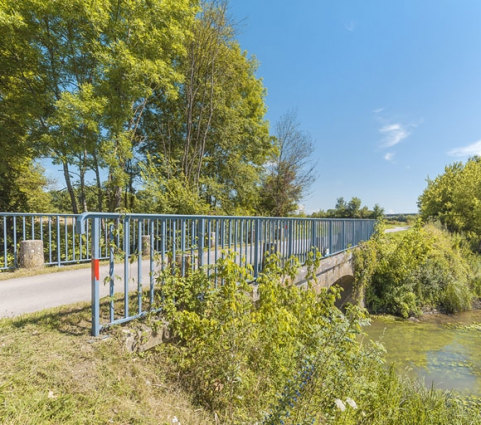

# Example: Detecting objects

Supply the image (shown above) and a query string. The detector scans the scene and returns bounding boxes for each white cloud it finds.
[448,140,481,157]
[372,108,384,114]
[384,152,395,161]
[379,123,410,147]
[344,20,356,32]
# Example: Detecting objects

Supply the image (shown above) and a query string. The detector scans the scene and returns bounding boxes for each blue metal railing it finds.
[74,213,376,336]
[0,212,376,335]
[0,213,100,270]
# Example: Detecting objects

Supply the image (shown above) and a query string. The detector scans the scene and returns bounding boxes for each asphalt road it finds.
[0,260,156,318]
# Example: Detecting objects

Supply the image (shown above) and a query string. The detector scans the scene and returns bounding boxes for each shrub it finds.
[146,249,481,424]
[354,221,477,316]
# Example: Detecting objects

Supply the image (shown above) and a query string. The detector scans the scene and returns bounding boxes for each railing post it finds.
[91,217,101,337]
[342,220,346,250]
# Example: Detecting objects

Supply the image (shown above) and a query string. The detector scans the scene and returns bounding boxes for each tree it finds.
[140,0,272,214]
[371,203,385,219]
[418,157,481,244]
[312,197,384,219]
[0,0,198,213]
[259,110,315,217]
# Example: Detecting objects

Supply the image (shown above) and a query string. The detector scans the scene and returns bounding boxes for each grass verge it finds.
[0,302,213,425]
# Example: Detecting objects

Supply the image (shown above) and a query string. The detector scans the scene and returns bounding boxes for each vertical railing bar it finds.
[239,219,243,267]
[40,216,43,249]
[234,219,238,264]
[172,220,176,274]
[198,218,205,270]
[64,218,68,264]
[13,216,17,268]
[91,217,101,337]
[86,219,90,259]
[149,220,154,306]
[215,220,219,276]
[191,220,196,272]
[48,217,52,264]
[254,218,260,278]
[161,219,166,273]
[3,217,6,268]
[72,216,76,261]
[206,220,211,276]
[137,219,142,314]
[109,223,115,323]
[123,216,130,319]
[56,215,61,266]
[181,219,186,276]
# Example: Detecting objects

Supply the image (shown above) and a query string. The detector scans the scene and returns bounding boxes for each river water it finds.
[365,310,481,398]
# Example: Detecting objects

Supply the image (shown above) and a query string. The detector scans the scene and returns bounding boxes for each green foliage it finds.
[0,0,198,213]
[312,197,384,219]
[418,156,481,248]
[150,252,481,423]
[355,221,477,317]
[0,161,52,213]
[136,157,210,215]
[140,0,272,215]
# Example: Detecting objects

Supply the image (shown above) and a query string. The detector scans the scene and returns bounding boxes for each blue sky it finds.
[229,0,481,213]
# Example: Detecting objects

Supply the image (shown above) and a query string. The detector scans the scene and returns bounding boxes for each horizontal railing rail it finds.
[74,212,376,336]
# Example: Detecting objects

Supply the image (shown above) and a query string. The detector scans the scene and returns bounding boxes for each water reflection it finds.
[365,310,481,396]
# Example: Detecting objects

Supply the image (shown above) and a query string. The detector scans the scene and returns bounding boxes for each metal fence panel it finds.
[0,212,376,335]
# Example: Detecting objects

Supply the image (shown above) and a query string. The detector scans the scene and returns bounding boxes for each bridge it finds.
[0,212,376,335]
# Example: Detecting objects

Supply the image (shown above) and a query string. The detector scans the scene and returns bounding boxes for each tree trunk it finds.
[62,160,78,214]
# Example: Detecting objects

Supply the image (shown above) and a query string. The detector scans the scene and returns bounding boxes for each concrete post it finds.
[19,240,44,269]
[141,235,150,257]
[209,232,216,248]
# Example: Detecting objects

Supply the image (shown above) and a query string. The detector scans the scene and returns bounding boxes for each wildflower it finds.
[346,397,357,409]
[172,416,180,424]
[334,399,346,412]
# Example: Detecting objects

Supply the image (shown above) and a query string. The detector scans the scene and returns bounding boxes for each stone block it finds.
[19,240,44,269]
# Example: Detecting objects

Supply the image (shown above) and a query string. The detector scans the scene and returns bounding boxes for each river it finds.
[365,310,481,398]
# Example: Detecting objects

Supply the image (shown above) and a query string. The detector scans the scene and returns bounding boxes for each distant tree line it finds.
[311,197,384,219]
[0,0,314,217]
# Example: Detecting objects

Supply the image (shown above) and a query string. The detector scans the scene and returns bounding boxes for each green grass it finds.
[0,303,213,425]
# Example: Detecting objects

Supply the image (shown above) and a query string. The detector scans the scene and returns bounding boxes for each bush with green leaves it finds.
[354,221,479,317]
[147,251,481,424]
